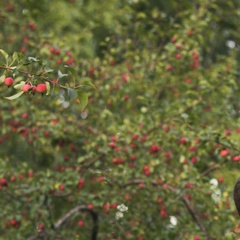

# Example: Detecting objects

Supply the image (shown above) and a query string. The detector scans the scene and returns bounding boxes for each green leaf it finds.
[67,88,78,102]
[58,70,68,79]
[0,49,8,60]
[14,81,25,90]
[46,82,50,95]
[77,90,88,111]
[53,84,60,95]
[4,91,24,100]
[0,75,5,84]
[64,65,77,79]
[81,79,97,89]
[28,57,39,62]
[44,67,54,73]
[23,57,41,66]
[11,52,24,63]
[12,52,19,62]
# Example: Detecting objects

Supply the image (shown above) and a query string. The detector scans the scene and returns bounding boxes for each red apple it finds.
[218,177,224,183]
[36,83,47,93]
[0,178,8,187]
[4,77,14,86]
[22,84,32,92]
[59,184,65,191]
[77,220,84,227]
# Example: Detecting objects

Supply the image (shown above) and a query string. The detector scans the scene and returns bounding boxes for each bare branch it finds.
[182,197,211,240]
[27,205,98,240]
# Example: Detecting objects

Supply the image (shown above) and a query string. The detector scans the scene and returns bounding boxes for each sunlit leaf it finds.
[58,70,68,79]
[14,81,25,90]
[0,75,5,84]
[4,91,24,100]
[46,82,51,95]
[0,49,8,60]
[80,79,97,89]
[77,90,88,111]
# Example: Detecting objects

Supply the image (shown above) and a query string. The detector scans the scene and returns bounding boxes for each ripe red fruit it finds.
[88,204,94,209]
[77,220,84,227]
[37,223,45,231]
[59,184,65,191]
[218,177,224,183]
[22,84,32,92]
[193,236,200,240]
[19,174,25,180]
[0,178,8,187]
[108,142,115,148]
[21,113,28,118]
[149,144,161,154]
[110,203,117,208]
[132,134,138,140]
[160,210,168,218]
[130,155,136,161]
[36,84,47,93]
[220,149,230,157]
[28,22,36,31]
[143,165,149,171]
[185,183,194,189]
[233,156,240,162]
[98,176,104,182]
[191,157,198,164]
[6,4,15,12]
[4,77,14,86]
[180,137,187,144]
[176,54,182,59]
[65,57,74,65]
[10,219,20,228]
[166,65,173,71]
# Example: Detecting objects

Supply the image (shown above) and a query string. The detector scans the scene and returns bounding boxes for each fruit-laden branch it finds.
[0,65,67,89]
[119,179,211,240]
[27,205,98,240]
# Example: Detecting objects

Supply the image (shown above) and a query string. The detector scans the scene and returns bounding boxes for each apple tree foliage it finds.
[1,0,240,239]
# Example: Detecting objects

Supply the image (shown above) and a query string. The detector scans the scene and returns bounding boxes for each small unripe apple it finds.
[36,84,47,93]
[4,77,14,86]
[22,84,32,92]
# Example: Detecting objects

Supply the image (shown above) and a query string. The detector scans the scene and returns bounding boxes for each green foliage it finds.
[0,0,240,239]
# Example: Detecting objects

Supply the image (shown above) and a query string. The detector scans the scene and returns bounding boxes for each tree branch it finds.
[27,205,98,240]
[182,196,211,240]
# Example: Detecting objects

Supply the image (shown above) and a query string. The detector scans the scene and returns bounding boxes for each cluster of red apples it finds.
[4,77,47,94]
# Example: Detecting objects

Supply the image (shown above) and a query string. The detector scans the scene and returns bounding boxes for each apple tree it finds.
[0,0,240,239]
